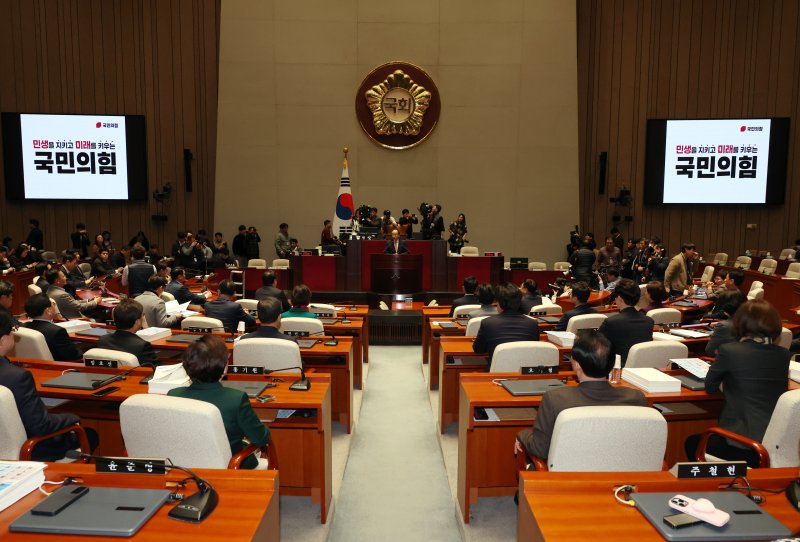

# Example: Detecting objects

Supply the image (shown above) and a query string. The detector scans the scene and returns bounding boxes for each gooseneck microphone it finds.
[263,366,311,391]
[64,451,218,523]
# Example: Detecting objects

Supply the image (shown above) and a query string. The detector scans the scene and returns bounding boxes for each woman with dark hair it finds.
[168,335,270,469]
[639,281,667,314]
[448,213,468,254]
[128,231,150,252]
[685,299,790,467]
[101,230,114,253]
[10,243,35,269]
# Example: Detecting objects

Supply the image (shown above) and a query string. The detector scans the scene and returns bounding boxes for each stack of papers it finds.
[544,331,575,347]
[0,461,47,513]
[148,363,190,394]
[669,328,710,339]
[164,300,200,318]
[652,332,685,342]
[136,327,172,342]
[790,361,800,383]
[54,320,91,332]
[621,367,681,393]
[670,358,710,379]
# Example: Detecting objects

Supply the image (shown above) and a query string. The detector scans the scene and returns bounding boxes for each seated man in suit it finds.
[122,244,156,298]
[60,253,91,295]
[0,280,21,327]
[705,289,747,356]
[204,279,256,332]
[23,294,82,362]
[92,248,118,277]
[46,269,100,320]
[0,310,99,460]
[97,298,159,366]
[135,276,182,328]
[472,283,539,361]
[519,278,544,315]
[554,281,597,331]
[450,275,478,316]
[165,267,207,307]
[281,284,319,319]
[598,278,654,364]
[468,283,498,318]
[383,229,409,254]
[241,297,295,342]
[515,329,647,463]
[254,271,291,313]
[168,335,270,469]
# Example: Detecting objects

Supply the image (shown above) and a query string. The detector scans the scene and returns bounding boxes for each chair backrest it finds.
[747,287,764,301]
[460,246,479,256]
[699,265,714,283]
[233,338,302,373]
[120,394,233,469]
[528,304,561,316]
[160,291,175,302]
[761,389,800,467]
[279,317,324,335]
[734,255,752,269]
[40,251,57,262]
[758,259,777,275]
[779,248,796,260]
[427,299,438,306]
[248,259,267,269]
[84,348,140,367]
[271,259,290,269]
[625,341,689,369]
[309,303,336,315]
[0,385,27,460]
[236,298,259,311]
[528,261,547,271]
[553,261,571,271]
[489,341,559,372]
[12,327,53,361]
[646,308,682,325]
[503,261,510,270]
[27,283,42,296]
[713,252,728,265]
[546,406,667,471]
[566,313,608,333]
[777,327,793,349]
[786,263,800,279]
[78,262,92,277]
[453,304,481,318]
[749,280,764,293]
[181,316,224,331]
[465,316,489,337]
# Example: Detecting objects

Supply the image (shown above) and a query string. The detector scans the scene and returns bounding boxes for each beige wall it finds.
[215,0,579,265]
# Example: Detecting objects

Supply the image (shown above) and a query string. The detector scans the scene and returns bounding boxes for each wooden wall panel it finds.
[0,0,220,254]
[578,0,800,256]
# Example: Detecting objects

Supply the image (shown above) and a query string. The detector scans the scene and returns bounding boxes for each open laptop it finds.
[42,372,122,390]
[510,257,529,270]
[634,491,790,540]
[221,380,269,398]
[500,379,565,396]
[10,486,170,537]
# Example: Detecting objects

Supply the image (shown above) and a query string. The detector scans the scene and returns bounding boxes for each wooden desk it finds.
[555,290,611,310]
[334,304,370,365]
[421,305,452,365]
[447,255,504,290]
[322,317,365,389]
[457,373,724,523]
[518,469,800,541]
[0,463,279,541]
[2,268,36,314]
[18,359,334,523]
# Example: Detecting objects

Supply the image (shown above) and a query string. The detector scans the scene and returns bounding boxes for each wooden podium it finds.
[370,254,422,294]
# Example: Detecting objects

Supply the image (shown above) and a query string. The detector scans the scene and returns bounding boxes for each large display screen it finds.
[643,118,790,204]
[2,112,147,201]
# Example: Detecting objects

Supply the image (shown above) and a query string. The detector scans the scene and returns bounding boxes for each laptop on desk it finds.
[500,379,565,396]
[42,372,122,390]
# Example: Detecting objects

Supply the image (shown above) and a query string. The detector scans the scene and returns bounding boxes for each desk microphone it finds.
[64,451,218,523]
[264,366,310,391]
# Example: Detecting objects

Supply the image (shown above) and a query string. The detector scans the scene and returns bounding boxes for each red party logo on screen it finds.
[96,122,102,128]
[740,126,746,132]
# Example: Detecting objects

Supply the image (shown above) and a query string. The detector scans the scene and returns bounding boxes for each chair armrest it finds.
[228,441,279,470]
[693,426,770,467]
[515,439,548,472]
[20,423,90,461]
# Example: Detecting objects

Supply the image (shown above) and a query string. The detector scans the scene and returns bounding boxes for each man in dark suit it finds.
[204,280,256,333]
[450,275,478,316]
[165,267,207,307]
[473,283,539,361]
[598,278,654,364]
[516,329,647,461]
[60,253,90,294]
[97,298,159,366]
[241,297,296,342]
[0,280,21,327]
[23,294,82,362]
[554,281,598,331]
[383,229,409,254]
[25,218,44,251]
[122,244,156,297]
[254,271,291,313]
[0,310,98,460]
[519,278,544,315]
[70,223,90,258]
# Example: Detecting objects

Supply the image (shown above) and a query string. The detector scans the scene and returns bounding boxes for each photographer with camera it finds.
[421,203,444,240]
[397,209,418,237]
[380,210,398,238]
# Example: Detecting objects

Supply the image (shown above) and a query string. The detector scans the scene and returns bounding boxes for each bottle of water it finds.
[609,355,622,384]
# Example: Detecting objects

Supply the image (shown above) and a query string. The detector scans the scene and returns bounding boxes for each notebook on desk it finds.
[75,327,110,337]
[165,335,205,344]
[500,379,565,396]
[634,491,790,540]
[10,486,170,537]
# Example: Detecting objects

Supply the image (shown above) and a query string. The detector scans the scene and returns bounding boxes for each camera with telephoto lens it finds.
[419,202,433,217]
